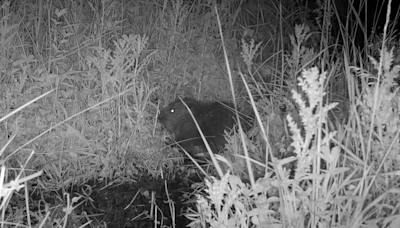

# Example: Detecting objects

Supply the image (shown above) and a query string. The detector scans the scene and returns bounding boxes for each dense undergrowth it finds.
[0,0,400,227]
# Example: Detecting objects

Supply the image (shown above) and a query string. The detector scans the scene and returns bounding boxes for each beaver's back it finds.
[158,98,241,156]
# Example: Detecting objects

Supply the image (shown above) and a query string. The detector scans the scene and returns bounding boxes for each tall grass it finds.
[0,0,400,227]
[186,0,400,228]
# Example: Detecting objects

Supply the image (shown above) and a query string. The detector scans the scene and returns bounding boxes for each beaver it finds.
[158,98,249,156]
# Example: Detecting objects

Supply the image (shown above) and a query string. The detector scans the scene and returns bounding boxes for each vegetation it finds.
[0,0,399,227]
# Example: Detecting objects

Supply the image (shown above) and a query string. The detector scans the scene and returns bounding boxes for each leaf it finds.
[55,8,67,17]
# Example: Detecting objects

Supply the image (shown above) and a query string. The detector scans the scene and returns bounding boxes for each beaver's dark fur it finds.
[158,98,248,156]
